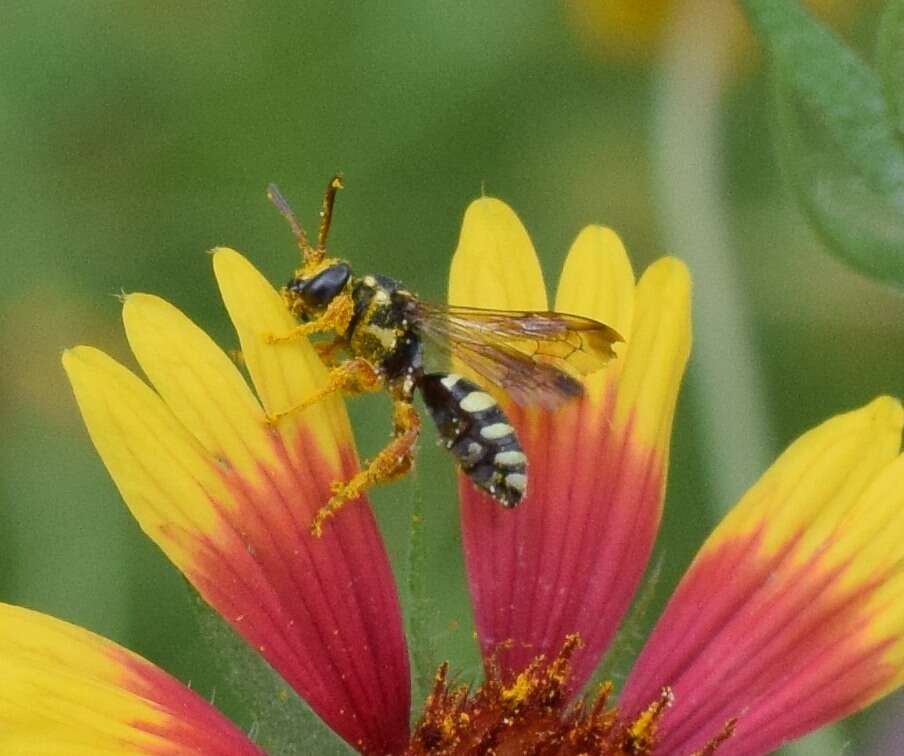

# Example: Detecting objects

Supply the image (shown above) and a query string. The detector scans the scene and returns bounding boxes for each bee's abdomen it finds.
[419,372,526,507]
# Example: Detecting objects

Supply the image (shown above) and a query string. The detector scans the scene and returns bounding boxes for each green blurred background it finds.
[2,2,902,753]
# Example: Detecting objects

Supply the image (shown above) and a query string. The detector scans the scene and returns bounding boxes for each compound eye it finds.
[289,263,351,308]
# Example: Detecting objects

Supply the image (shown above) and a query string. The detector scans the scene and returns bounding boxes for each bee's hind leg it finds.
[311,399,421,536]
[266,358,381,424]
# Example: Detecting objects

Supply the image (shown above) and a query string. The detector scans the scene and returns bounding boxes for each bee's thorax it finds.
[347,273,424,395]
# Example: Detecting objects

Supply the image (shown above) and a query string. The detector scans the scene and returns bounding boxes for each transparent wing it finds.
[412,302,623,409]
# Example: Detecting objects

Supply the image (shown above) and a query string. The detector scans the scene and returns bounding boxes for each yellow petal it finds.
[0,603,260,753]
[555,225,636,345]
[698,396,904,699]
[845,451,904,693]
[747,398,904,696]
[123,293,278,485]
[212,247,352,470]
[449,198,547,310]
[624,398,904,748]
[0,605,148,747]
[712,397,903,558]
[62,346,228,568]
[613,257,691,452]
[842,453,904,579]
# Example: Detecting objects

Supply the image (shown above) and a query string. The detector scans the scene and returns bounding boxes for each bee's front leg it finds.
[311,400,420,536]
[267,293,355,344]
[266,357,382,425]
[266,319,328,343]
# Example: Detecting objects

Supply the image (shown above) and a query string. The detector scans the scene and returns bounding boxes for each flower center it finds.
[407,635,735,755]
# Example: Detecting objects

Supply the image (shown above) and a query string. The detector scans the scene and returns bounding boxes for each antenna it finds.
[267,183,319,262]
[318,173,344,250]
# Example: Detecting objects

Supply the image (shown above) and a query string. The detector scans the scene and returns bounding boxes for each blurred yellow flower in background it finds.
[569,0,870,67]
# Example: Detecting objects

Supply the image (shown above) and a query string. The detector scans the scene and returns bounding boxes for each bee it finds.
[266,177,623,535]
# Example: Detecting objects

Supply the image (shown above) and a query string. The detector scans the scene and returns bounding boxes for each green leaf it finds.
[878,0,904,135]
[772,77,904,285]
[406,479,439,710]
[740,0,904,287]
[191,590,353,756]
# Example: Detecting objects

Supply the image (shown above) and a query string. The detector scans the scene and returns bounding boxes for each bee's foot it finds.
[310,487,349,537]
[309,479,370,536]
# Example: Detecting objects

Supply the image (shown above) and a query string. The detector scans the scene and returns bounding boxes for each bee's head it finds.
[283,260,352,321]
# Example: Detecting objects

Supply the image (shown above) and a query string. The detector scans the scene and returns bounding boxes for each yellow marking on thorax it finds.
[363,324,398,350]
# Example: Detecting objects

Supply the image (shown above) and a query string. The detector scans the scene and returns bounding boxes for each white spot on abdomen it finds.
[494,450,526,467]
[441,373,462,390]
[505,473,527,493]
[460,391,496,413]
[480,422,514,440]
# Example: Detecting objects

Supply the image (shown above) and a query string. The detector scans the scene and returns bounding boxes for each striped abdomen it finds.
[419,372,526,506]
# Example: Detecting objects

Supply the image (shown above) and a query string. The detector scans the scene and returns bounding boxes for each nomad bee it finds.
[266,177,622,534]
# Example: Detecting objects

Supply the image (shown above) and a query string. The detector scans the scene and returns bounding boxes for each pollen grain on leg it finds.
[311,399,420,535]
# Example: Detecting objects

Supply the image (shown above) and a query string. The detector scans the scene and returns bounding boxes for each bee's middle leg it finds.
[267,358,382,424]
[311,399,420,535]
[313,336,344,366]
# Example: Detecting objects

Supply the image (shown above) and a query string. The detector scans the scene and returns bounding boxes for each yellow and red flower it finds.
[0,603,264,754]
[56,249,410,753]
[620,397,904,753]
[451,198,688,693]
[0,197,901,754]
[448,199,904,754]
